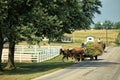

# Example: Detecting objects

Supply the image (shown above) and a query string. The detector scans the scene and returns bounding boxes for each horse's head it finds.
[60,48,63,55]
[60,48,70,55]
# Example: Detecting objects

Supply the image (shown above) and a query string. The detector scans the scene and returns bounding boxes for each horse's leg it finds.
[70,54,75,62]
[82,55,85,61]
[74,56,78,63]
[72,55,77,63]
[66,56,69,61]
[72,56,75,62]
[74,55,80,63]
[79,54,82,62]
[62,56,66,62]
[74,54,79,63]
[77,57,80,62]
[76,54,80,62]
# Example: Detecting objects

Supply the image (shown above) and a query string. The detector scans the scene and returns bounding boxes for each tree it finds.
[94,22,103,29]
[114,21,120,29]
[0,27,4,71]
[0,0,8,71]
[103,20,113,29]
[82,0,102,27]
[38,0,102,40]
[31,0,87,42]
[4,0,36,69]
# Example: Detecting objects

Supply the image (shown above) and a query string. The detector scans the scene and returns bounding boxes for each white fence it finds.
[2,45,62,63]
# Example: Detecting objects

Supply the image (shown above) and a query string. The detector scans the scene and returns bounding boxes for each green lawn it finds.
[0,55,74,80]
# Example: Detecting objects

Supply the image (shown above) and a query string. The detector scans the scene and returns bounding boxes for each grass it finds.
[1,30,119,80]
[65,29,120,43]
[0,55,74,80]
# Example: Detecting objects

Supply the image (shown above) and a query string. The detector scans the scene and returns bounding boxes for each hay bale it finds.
[85,42,103,56]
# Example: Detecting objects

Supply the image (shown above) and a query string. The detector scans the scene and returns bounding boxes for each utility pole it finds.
[106,27,108,46]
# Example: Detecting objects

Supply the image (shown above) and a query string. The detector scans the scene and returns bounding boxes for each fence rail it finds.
[2,45,62,63]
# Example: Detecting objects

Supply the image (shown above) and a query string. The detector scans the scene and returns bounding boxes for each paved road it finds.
[32,47,120,80]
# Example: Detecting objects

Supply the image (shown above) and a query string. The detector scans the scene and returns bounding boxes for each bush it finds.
[85,42,103,56]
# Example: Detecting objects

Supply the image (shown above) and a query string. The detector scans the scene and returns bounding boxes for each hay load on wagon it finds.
[84,42,105,60]
[85,42,104,56]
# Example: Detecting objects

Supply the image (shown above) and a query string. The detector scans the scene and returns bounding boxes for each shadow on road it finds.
[68,60,120,69]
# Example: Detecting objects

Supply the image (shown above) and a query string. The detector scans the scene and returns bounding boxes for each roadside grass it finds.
[0,55,74,80]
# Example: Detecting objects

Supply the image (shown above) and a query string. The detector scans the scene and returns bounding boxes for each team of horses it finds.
[60,47,84,62]
[60,42,106,62]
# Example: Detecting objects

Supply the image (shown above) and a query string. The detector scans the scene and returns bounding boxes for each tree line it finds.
[0,0,102,71]
[93,20,120,29]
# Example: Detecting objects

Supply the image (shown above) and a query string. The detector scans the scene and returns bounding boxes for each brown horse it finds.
[101,42,106,51]
[68,47,84,62]
[60,48,70,62]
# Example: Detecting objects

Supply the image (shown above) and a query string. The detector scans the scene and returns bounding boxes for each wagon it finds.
[83,42,105,60]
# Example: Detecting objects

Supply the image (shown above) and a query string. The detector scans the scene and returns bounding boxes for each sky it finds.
[93,0,120,23]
